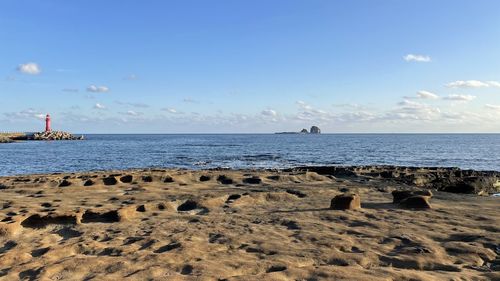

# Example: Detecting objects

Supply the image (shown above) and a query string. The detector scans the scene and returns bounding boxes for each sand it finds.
[0,168,498,280]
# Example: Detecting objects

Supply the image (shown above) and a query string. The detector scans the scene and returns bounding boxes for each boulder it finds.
[330,194,361,210]
[399,195,432,209]
[300,128,308,133]
[392,190,433,203]
[310,126,321,134]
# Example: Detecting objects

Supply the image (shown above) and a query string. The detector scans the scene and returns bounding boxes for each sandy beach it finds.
[0,167,498,280]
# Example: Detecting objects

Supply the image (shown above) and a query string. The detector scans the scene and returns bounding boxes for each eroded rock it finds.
[330,194,361,210]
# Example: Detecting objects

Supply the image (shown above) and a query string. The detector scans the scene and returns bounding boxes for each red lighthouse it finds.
[45,114,51,132]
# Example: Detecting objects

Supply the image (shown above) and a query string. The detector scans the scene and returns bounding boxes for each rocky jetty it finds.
[0,136,14,143]
[290,165,500,195]
[30,131,84,141]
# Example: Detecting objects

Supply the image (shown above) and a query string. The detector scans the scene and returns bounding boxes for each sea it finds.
[1,134,500,176]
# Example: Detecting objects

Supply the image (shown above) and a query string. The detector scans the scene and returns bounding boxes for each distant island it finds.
[275,125,321,134]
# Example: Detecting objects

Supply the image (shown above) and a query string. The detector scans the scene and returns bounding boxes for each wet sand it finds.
[0,168,498,280]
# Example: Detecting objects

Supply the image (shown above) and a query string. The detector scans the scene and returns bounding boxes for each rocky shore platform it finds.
[0,166,498,280]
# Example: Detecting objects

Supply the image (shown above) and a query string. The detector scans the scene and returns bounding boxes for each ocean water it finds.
[1,134,500,176]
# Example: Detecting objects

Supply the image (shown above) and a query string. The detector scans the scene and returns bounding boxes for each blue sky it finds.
[1,0,500,133]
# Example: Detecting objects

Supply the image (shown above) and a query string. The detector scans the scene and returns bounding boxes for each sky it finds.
[1,0,500,133]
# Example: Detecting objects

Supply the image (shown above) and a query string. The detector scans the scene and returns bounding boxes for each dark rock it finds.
[310,126,321,134]
[177,200,199,212]
[400,195,432,209]
[58,180,72,187]
[330,194,361,210]
[300,128,308,133]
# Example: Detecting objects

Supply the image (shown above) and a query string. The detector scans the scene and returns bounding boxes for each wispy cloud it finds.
[445,80,500,88]
[261,109,277,117]
[487,81,500,88]
[162,108,183,114]
[403,54,431,62]
[17,62,41,75]
[87,85,110,93]
[485,104,500,110]
[122,110,142,116]
[115,101,149,108]
[443,94,476,101]
[413,90,439,99]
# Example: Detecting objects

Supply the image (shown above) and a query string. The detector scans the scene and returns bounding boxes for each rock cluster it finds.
[30,131,84,141]
[292,165,500,195]
[0,136,14,143]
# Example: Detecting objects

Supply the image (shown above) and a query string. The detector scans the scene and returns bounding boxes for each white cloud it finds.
[403,54,431,62]
[17,62,41,75]
[87,85,110,93]
[487,81,500,88]
[34,114,46,120]
[485,104,500,110]
[446,80,490,88]
[94,103,106,110]
[443,94,476,101]
[397,99,423,107]
[416,90,439,99]
[261,109,277,117]
[163,108,183,114]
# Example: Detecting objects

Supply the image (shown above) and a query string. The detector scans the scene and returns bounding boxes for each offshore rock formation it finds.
[310,126,321,134]
[290,165,500,195]
[276,126,322,134]
[30,131,84,141]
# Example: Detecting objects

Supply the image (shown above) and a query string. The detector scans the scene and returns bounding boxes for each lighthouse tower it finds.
[45,114,51,132]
